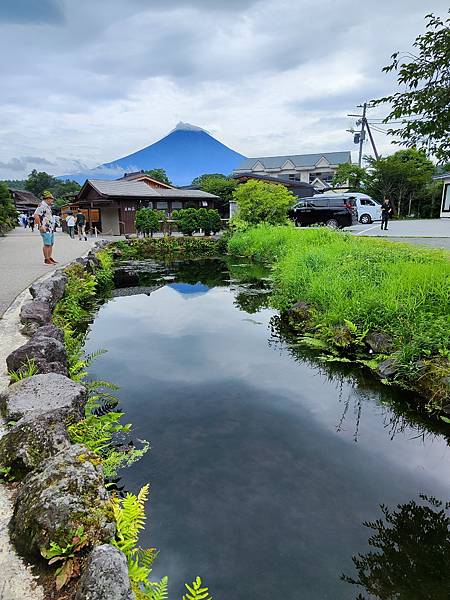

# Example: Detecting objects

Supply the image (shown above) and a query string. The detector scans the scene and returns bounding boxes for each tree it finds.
[373,12,450,163]
[191,174,237,203]
[135,208,162,237]
[171,208,199,236]
[24,169,57,197]
[332,164,367,191]
[23,170,80,206]
[52,179,81,206]
[364,149,434,216]
[197,209,222,235]
[143,169,172,185]
[342,495,450,600]
[232,180,295,226]
[0,182,18,235]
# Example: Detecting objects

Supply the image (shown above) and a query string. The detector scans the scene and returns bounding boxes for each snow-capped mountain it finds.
[61,123,245,186]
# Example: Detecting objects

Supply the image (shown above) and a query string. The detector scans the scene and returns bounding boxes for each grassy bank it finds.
[228,225,450,411]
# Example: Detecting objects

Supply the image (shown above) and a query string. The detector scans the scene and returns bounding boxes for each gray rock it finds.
[0,409,72,478]
[366,331,394,355]
[287,301,310,319]
[29,271,67,309]
[6,336,67,376]
[0,373,86,421]
[9,445,115,558]
[20,300,52,334]
[33,324,65,344]
[376,358,399,379]
[75,545,134,600]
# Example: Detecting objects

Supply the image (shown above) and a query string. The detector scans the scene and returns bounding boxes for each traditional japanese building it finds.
[68,173,219,235]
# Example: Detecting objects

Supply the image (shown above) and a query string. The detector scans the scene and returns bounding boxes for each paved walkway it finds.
[348,218,450,238]
[0,228,100,317]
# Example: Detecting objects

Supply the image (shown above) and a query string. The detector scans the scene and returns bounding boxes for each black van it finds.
[289,196,355,228]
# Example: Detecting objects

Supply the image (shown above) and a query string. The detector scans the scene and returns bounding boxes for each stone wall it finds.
[0,243,135,599]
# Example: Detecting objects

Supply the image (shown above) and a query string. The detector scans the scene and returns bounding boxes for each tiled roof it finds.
[87,180,218,199]
[235,151,351,171]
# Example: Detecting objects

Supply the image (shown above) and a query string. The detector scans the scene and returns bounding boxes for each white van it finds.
[313,192,382,224]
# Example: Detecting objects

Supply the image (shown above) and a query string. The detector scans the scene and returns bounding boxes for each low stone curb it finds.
[0,241,136,599]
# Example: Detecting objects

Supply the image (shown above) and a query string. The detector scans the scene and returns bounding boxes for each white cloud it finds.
[0,0,447,179]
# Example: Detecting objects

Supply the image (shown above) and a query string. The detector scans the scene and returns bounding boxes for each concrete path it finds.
[347,218,450,238]
[0,227,99,317]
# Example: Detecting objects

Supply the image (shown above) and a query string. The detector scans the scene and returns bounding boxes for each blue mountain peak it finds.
[61,124,246,186]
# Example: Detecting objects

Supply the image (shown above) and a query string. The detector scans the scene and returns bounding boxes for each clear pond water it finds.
[85,259,450,600]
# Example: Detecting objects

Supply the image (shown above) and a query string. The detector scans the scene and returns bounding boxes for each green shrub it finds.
[0,182,18,235]
[172,208,199,235]
[136,208,165,237]
[196,209,221,235]
[232,179,295,227]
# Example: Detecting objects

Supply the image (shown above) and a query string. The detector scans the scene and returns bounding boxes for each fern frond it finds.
[182,576,213,600]
[147,576,169,600]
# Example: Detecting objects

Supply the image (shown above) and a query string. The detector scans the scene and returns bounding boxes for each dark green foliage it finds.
[191,173,237,204]
[143,169,172,185]
[364,149,435,216]
[373,12,450,163]
[0,181,18,234]
[24,169,80,205]
[135,208,164,237]
[332,163,367,190]
[112,237,220,260]
[342,495,450,600]
[172,208,199,235]
[196,209,221,235]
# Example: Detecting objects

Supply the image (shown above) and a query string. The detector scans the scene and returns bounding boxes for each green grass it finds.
[228,225,450,403]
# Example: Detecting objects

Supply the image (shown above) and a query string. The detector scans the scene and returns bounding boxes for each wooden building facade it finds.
[67,174,219,235]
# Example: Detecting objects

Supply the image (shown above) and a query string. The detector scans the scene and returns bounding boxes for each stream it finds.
[84,258,450,600]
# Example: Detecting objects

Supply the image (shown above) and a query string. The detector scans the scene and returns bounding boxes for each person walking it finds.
[66,212,76,238]
[28,214,35,232]
[381,198,393,231]
[76,209,88,240]
[33,190,58,265]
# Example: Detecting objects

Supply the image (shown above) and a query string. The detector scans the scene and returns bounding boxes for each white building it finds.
[439,173,450,219]
[234,151,351,190]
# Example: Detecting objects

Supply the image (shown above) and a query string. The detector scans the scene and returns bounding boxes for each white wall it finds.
[440,178,450,218]
[101,207,120,235]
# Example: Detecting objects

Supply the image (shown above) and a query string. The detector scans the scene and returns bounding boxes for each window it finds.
[171,201,183,210]
[156,201,168,210]
[361,199,375,206]
[309,171,334,184]
[443,184,450,212]
[201,200,209,207]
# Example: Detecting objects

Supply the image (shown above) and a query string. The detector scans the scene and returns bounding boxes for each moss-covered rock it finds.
[75,544,134,600]
[0,409,74,479]
[9,444,115,558]
[0,373,86,421]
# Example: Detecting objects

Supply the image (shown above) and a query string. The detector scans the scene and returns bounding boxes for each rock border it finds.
[0,242,135,600]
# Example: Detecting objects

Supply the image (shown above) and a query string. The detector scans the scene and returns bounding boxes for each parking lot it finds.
[346,219,450,249]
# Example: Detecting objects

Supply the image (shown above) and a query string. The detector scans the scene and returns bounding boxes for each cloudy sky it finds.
[0,0,447,179]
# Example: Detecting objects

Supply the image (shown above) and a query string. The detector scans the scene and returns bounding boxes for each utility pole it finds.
[357,102,367,167]
[365,120,379,160]
[348,102,380,165]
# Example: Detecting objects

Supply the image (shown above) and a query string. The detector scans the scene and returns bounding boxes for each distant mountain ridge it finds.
[61,123,246,186]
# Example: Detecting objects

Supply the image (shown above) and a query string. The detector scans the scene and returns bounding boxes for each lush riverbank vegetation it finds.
[228,225,450,413]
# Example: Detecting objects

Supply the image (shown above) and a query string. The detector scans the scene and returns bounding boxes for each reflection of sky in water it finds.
[85,285,450,600]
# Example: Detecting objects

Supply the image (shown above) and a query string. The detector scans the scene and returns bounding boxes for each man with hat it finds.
[33,190,58,265]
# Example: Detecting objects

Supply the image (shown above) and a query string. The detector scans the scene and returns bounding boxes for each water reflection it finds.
[343,495,450,600]
[85,257,450,599]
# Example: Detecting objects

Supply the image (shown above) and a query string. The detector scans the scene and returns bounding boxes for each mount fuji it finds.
[62,123,246,186]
